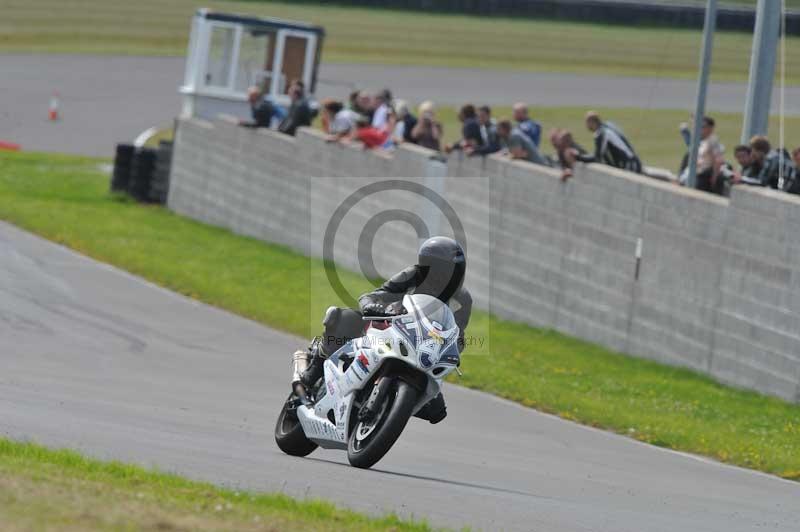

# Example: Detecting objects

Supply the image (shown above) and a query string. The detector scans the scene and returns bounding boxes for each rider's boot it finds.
[414,393,447,424]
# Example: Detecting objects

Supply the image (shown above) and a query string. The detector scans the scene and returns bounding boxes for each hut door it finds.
[272,30,317,95]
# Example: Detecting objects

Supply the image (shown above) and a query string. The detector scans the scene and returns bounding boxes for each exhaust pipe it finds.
[291,349,311,384]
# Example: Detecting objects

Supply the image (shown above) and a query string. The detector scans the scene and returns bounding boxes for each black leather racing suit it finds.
[358,265,472,348]
[316,265,472,424]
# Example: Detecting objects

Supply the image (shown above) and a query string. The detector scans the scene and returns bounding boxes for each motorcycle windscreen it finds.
[393,294,460,369]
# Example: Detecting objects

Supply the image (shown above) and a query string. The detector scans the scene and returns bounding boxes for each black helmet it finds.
[415,236,466,303]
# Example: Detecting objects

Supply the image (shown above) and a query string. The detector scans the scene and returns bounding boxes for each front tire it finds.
[347,380,418,469]
[275,394,318,457]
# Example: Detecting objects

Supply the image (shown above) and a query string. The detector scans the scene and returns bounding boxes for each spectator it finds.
[793,146,800,169]
[788,147,800,194]
[578,111,642,173]
[410,101,443,151]
[677,116,724,194]
[478,106,498,147]
[352,117,391,149]
[549,128,587,179]
[391,100,418,144]
[278,79,313,136]
[372,89,393,131]
[496,119,549,166]
[732,145,756,184]
[692,116,724,194]
[466,105,500,156]
[747,136,795,189]
[354,90,375,120]
[322,99,360,141]
[348,90,362,111]
[239,86,276,128]
[512,103,542,147]
[445,104,483,153]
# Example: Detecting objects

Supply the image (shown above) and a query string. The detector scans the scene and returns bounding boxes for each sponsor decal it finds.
[428,329,444,345]
[420,353,434,368]
[326,379,335,396]
[356,352,370,373]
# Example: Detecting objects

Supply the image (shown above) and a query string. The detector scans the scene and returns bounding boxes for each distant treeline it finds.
[257,0,800,35]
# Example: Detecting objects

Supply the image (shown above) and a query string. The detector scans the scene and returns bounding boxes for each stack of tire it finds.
[110,141,173,204]
[148,140,173,205]
[110,143,135,193]
[128,147,158,202]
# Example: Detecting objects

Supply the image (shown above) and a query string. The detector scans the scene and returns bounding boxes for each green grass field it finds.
[1,150,798,482]
[0,438,432,531]
[3,0,800,82]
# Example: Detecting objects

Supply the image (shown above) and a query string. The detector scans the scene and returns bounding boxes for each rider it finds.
[292,236,472,424]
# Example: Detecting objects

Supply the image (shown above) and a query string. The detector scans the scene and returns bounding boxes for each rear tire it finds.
[347,380,418,469]
[274,394,318,457]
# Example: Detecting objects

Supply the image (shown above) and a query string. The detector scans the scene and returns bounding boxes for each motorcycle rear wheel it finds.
[274,394,318,457]
[347,380,418,469]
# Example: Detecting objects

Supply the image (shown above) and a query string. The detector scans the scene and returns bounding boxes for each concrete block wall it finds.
[169,117,800,403]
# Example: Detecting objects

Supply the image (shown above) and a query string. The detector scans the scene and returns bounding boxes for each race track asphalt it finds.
[3,53,800,157]
[2,220,799,531]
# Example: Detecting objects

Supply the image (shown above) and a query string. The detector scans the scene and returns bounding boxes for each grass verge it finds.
[2,0,800,82]
[0,151,799,482]
[0,438,433,531]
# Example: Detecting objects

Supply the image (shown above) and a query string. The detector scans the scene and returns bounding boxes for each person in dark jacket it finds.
[292,236,472,424]
[278,79,313,136]
[445,104,483,153]
[578,111,642,173]
[239,86,276,128]
[466,105,500,156]
[744,136,795,189]
[392,100,418,144]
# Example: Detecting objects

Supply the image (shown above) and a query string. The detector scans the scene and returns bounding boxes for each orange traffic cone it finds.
[49,92,60,121]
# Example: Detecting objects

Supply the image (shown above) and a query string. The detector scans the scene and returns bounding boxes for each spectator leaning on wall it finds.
[496,119,549,166]
[578,111,642,173]
[392,100,418,144]
[512,103,542,148]
[410,101,443,152]
[550,128,587,180]
[446,104,483,153]
[354,90,375,122]
[466,105,501,156]
[338,116,391,150]
[372,89,392,130]
[788,147,800,194]
[278,79,313,136]
[322,99,360,141]
[239,86,279,129]
[732,144,756,185]
[747,136,795,189]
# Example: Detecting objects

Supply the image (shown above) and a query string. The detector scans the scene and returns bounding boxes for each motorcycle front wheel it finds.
[274,393,318,457]
[347,379,418,469]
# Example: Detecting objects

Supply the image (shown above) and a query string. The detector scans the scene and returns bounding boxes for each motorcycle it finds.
[274,293,461,469]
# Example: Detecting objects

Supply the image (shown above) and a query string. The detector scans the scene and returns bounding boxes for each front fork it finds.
[358,376,391,422]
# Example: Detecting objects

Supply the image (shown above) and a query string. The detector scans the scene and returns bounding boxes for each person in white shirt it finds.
[322,99,361,141]
[371,89,393,131]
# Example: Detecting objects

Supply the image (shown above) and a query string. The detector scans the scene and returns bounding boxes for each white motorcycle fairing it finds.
[295,294,460,449]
